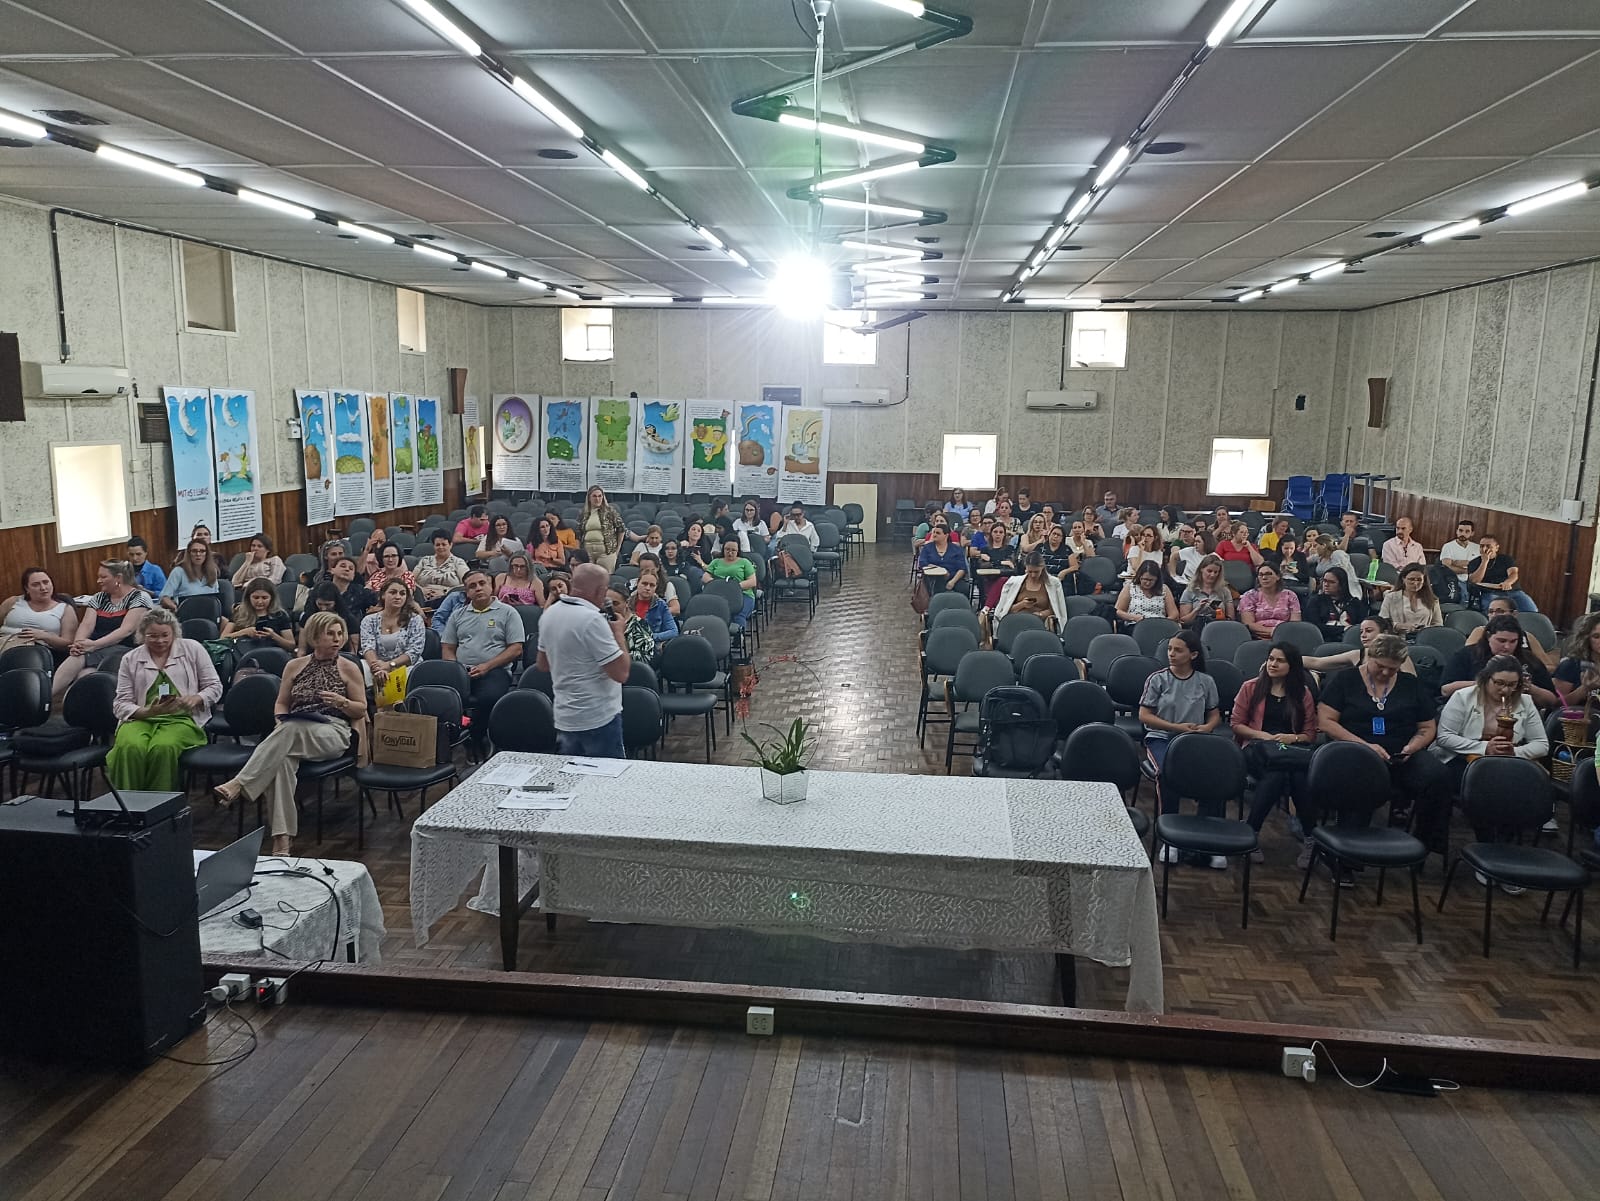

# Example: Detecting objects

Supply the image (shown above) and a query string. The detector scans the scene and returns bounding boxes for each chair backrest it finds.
[951,650,1015,704]
[235,647,292,676]
[994,611,1046,654]
[1050,678,1114,739]
[517,665,554,696]
[223,670,281,736]
[925,590,972,623]
[1202,660,1244,718]
[1130,616,1179,658]
[1106,655,1161,709]
[1160,732,1246,806]
[1306,740,1390,822]
[0,668,48,731]
[1063,594,1100,619]
[1341,621,1366,646]
[284,553,319,580]
[658,633,718,686]
[0,644,54,677]
[1569,758,1600,830]
[1060,723,1142,795]
[684,593,732,626]
[703,577,747,615]
[1008,628,1063,673]
[1407,643,1444,694]
[1221,560,1254,595]
[1020,653,1080,701]
[62,670,118,738]
[1271,621,1322,655]
[930,607,983,642]
[405,658,472,706]
[612,563,642,584]
[1061,614,1112,659]
[1312,641,1350,659]
[1444,608,1488,634]
[488,689,558,753]
[175,594,223,623]
[423,629,443,661]
[181,617,219,642]
[275,580,301,612]
[1079,557,1119,590]
[842,503,864,524]
[815,523,843,550]
[681,614,731,660]
[924,626,980,676]
[1200,619,1251,665]
[1085,633,1140,683]
[1414,625,1466,657]
[398,685,463,764]
[1233,640,1273,679]
[1520,612,1559,654]
[1460,756,1554,834]
[508,605,541,660]
[977,685,1056,773]
[626,659,659,690]
[621,685,665,754]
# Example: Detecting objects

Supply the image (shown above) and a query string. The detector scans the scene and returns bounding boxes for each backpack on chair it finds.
[975,685,1057,777]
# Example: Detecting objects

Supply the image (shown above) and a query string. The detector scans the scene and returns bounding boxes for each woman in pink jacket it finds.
[1230,641,1319,867]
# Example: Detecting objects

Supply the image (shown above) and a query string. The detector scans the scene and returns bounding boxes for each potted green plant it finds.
[741,718,814,805]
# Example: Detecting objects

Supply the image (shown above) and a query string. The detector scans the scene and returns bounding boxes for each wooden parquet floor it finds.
[6,1003,1599,1201]
[184,545,1600,1049]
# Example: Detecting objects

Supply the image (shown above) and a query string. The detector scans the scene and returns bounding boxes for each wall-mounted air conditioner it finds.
[24,363,133,398]
[820,387,901,407]
[1025,389,1098,411]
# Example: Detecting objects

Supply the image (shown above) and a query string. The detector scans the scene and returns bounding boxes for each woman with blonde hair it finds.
[578,484,626,571]
[221,578,295,651]
[107,608,222,791]
[1017,512,1051,557]
[1178,554,1235,625]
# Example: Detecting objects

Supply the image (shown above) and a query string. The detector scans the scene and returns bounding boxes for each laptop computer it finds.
[196,827,265,917]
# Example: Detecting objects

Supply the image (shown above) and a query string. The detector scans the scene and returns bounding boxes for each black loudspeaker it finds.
[0,797,203,1065]
[0,332,22,423]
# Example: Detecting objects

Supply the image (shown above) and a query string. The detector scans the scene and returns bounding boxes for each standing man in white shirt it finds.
[1438,517,1477,588]
[777,503,820,550]
[536,563,630,758]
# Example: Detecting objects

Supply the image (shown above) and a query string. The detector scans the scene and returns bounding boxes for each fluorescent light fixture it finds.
[411,243,458,263]
[509,76,583,139]
[336,221,394,244]
[600,149,650,191]
[775,112,926,155]
[868,0,927,16]
[702,296,771,305]
[0,110,47,140]
[726,248,750,269]
[1271,277,1299,292]
[693,226,724,250]
[813,158,924,192]
[236,188,314,220]
[1505,180,1591,217]
[1236,289,1265,302]
[613,295,674,304]
[1308,261,1346,280]
[1029,250,1048,270]
[94,144,204,187]
[1206,0,1257,47]
[550,286,581,301]
[1420,218,1481,243]
[1001,289,1016,303]
[1019,264,1038,281]
[1094,145,1131,189]
[469,261,508,277]
[515,275,545,288]
[819,196,926,219]
[769,254,832,319]
[856,270,926,285]
[398,0,480,56]
[1021,297,1100,307]
[861,290,922,302]
[1066,192,1093,222]
[1046,225,1068,248]
[840,239,926,256]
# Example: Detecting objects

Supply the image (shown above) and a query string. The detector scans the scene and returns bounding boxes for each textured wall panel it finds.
[1219,312,1280,437]
[658,310,709,399]
[1272,311,1336,481]
[1428,292,1476,497]
[303,271,342,387]
[1457,279,1510,508]
[612,308,659,398]
[1111,311,1170,476]
[1528,264,1594,513]
[902,316,958,474]
[1488,276,1546,512]
[1007,315,1065,475]
[511,309,561,392]
[1164,314,1226,476]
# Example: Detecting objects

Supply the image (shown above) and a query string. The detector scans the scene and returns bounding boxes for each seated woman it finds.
[527,517,568,571]
[541,572,571,607]
[366,541,418,598]
[634,554,681,615]
[1238,562,1301,640]
[1378,564,1441,634]
[1434,652,1548,800]
[1317,633,1449,847]
[662,536,708,588]
[630,524,668,564]
[545,508,578,552]
[1138,631,1223,865]
[475,515,524,571]
[1177,554,1235,625]
[1111,509,1137,540]
[495,552,545,606]
[1168,526,1212,588]
[969,518,1018,608]
[1039,523,1083,595]
[917,522,968,594]
[1122,526,1162,579]
[1266,536,1311,592]
[67,560,158,702]
[1065,518,1097,560]
[230,533,285,588]
[943,488,973,523]
[1554,613,1600,705]
[0,566,80,666]
[1232,643,1317,865]
[1308,535,1361,597]
[1303,569,1368,643]
[161,539,221,612]
[1153,506,1184,547]
[1017,513,1051,557]
[683,519,719,564]
[628,572,679,646]
[1441,614,1560,711]
[107,608,222,791]
[415,530,469,603]
[221,579,296,653]
[708,538,758,623]
[1304,615,1416,677]
[1468,595,1557,669]
[605,585,658,662]
[1217,522,1264,569]
[301,559,371,650]
[360,578,426,698]
[983,551,1067,641]
[1257,517,1292,552]
[1116,561,1178,629]
[1078,507,1106,542]
[213,612,368,856]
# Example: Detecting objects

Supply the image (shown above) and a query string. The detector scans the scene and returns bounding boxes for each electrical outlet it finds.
[746,1006,775,1036]
[1281,1046,1316,1082]
[218,972,252,1000]
[254,976,288,1006]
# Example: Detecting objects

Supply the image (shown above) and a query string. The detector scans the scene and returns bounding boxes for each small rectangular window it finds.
[1069,310,1127,369]
[940,433,997,491]
[181,243,235,332]
[398,288,427,353]
[51,442,131,552]
[561,307,613,362]
[1207,437,1271,497]
[823,312,878,365]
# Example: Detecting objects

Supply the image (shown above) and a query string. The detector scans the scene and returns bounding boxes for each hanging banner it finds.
[332,390,372,516]
[415,395,443,505]
[389,392,416,509]
[366,392,393,511]
[491,393,539,490]
[463,395,485,498]
[733,400,779,498]
[634,399,682,495]
[540,396,587,493]
[586,395,636,492]
[161,386,217,537]
[294,389,335,525]
[776,406,829,507]
[209,389,263,541]
[685,400,733,495]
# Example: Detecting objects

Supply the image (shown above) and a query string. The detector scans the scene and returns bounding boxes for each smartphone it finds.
[602,601,619,622]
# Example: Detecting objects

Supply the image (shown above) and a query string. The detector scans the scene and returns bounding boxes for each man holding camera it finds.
[537,562,631,759]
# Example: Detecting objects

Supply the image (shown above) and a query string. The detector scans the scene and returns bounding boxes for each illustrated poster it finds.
[491,394,539,491]
[776,406,829,507]
[332,390,372,516]
[586,395,636,492]
[415,395,443,505]
[733,400,778,498]
[209,389,263,541]
[634,399,682,495]
[540,396,587,492]
[389,392,416,508]
[366,392,393,511]
[161,386,217,537]
[685,400,733,495]
[294,389,335,525]
[463,395,485,498]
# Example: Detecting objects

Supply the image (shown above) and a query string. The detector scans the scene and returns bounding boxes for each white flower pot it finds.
[760,767,808,805]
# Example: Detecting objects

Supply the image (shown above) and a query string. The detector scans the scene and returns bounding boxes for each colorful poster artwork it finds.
[415,395,443,505]
[389,393,416,508]
[586,395,635,492]
[540,397,587,492]
[463,395,484,497]
[732,401,778,498]
[332,390,372,516]
[161,386,217,537]
[776,406,829,507]
[684,400,732,495]
[294,389,335,525]
[366,393,393,511]
[634,399,681,495]
[209,389,264,541]
[491,394,539,491]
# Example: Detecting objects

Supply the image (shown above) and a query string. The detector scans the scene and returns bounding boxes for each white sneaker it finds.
[1208,855,1229,870]
[1160,845,1180,864]
[1542,817,1559,834]
[1474,870,1490,888]
[1501,883,1527,896]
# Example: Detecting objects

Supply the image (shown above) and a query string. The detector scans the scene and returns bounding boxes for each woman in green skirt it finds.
[107,607,222,790]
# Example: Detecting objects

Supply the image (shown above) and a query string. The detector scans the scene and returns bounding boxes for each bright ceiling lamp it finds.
[469,261,508,277]
[1505,180,1591,217]
[813,158,924,192]
[612,295,674,304]
[867,0,927,16]
[769,254,832,319]
[0,110,47,140]
[1029,249,1049,270]
[1046,225,1068,248]
[509,77,584,140]
[860,290,924,303]
[1271,277,1298,291]
[398,0,480,56]
[1021,297,1100,307]
[692,226,724,250]
[856,270,927,285]
[702,295,772,305]
[726,249,750,269]
[775,112,925,155]
[1236,289,1265,302]
[1205,0,1257,47]
[819,196,926,219]
[1094,145,1131,189]
[94,144,204,187]
[600,148,650,191]
[1308,261,1346,280]
[550,286,582,301]
[1066,192,1093,222]
[1419,218,1481,244]
[411,243,458,263]
[237,188,314,220]
[336,221,395,244]
[840,239,927,257]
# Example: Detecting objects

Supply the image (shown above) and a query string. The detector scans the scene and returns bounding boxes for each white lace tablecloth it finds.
[199,858,385,964]
[410,753,1162,1012]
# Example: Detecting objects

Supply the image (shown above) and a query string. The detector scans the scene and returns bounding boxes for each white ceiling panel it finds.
[1182,161,1371,222]
[999,48,1196,167]
[1036,0,1212,45]
[0,2,120,54]
[1291,158,1521,221]
[1087,163,1245,222]
[1125,221,1258,258]
[6,0,286,55]
[1246,0,1465,40]
[1414,51,1600,158]
[1439,1,1600,36]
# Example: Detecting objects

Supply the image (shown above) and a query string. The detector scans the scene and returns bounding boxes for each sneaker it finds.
[1296,837,1316,871]
[1337,868,1356,889]
[1160,845,1181,864]
[1208,855,1229,870]
[1474,870,1490,888]
[1542,817,1559,834]
[1500,883,1527,896]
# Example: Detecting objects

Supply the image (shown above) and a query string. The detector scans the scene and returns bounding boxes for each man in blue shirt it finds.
[430,587,468,634]
[127,537,166,594]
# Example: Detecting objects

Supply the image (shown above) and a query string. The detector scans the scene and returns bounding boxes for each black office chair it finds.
[657,635,721,762]
[1059,723,1149,837]
[235,647,292,677]
[0,668,50,796]
[13,672,117,800]
[181,673,279,835]
[622,685,666,758]
[1152,734,1257,927]
[487,689,559,753]
[1299,742,1427,942]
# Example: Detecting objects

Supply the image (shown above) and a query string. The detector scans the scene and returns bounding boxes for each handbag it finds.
[375,663,409,709]
[909,577,930,615]
[1257,742,1313,771]
[370,707,438,769]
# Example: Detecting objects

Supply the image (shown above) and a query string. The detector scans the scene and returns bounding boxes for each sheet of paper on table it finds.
[561,758,630,777]
[476,762,550,788]
[497,790,575,811]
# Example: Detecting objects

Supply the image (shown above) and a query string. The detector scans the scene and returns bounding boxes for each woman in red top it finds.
[1217,522,1264,568]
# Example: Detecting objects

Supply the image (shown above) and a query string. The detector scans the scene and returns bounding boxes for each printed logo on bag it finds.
[378,729,422,751]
